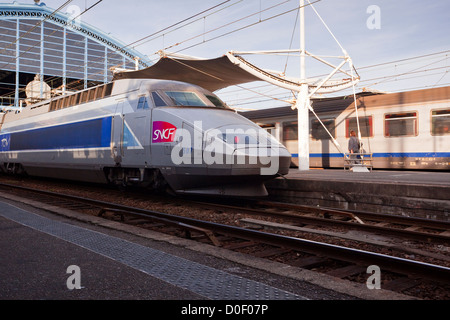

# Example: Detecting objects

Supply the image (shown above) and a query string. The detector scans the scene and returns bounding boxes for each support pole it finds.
[15,19,20,108]
[297,83,310,170]
[297,0,310,170]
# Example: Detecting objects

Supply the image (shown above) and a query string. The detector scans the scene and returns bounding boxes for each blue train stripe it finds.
[0,117,112,152]
[291,152,450,158]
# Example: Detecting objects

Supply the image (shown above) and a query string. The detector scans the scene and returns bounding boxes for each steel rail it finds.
[185,198,450,243]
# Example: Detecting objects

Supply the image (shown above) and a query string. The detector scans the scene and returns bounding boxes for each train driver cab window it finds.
[431,109,450,135]
[165,91,208,107]
[345,116,373,138]
[205,94,229,109]
[384,112,417,137]
[311,119,336,140]
[151,92,167,107]
[137,96,150,110]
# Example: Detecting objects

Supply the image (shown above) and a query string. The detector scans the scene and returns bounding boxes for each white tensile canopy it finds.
[112,51,358,94]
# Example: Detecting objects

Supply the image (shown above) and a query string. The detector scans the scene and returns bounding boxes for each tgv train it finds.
[242,86,450,170]
[0,79,291,196]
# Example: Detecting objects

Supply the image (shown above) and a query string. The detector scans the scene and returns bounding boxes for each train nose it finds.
[204,124,291,176]
[231,146,291,176]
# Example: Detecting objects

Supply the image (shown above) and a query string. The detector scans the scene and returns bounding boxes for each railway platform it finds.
[265,169,450,221]
[0,193,412,303]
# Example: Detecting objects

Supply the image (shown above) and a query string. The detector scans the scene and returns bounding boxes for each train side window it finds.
[95,86,105,100]
[137,96,150,110]
[205,94,228,108]
[80,91,89,104]
[103,83,114,97]
[283,122,298,140]
[49,100,57,111]
[56,98,63,110]
[88,88,96,102]
[74,93,81,105]
[68,94,76,107]
[151,92,167,107]
[384,112,417,137]
[345,116,373,138]
[62,96,69,109]
[431,109,450,135]
[311,118,335,140]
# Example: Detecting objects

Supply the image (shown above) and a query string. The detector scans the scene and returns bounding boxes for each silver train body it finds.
[242,86,450,170]
[0,79,291,196]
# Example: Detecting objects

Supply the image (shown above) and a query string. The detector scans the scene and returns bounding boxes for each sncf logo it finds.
[152,121,177,143]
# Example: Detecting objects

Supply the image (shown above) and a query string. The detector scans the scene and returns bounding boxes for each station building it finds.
[0,1,151,109]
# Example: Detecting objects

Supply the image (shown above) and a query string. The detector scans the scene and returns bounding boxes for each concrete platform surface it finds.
[283,169,450,187]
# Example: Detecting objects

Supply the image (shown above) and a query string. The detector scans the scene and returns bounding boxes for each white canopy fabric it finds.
[112,53,263,92]
[113,51,358,94]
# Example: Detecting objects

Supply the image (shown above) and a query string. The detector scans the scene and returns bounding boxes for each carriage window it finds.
[80,90,89,104]
[62,96,70,108]
[345,116,373,138]
[69,94,77,107]
[165,91,208,107]
[311,118,335,140]
[137,96,150,110]
[95,86,104,99]
[384,112,417,137]
[103,83,114,97]
[56,98,63,110]
[88,88,96,102]
[49,100,57,111]
[74,93,81,105]
[283,122,298,141]
[151,92,167,107]
[431,109,450,135]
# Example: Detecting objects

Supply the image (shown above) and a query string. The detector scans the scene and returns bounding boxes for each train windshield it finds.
[164,91,230,109]
[166,91,208,106]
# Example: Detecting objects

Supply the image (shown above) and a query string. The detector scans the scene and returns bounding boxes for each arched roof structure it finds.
[0,1,151,108]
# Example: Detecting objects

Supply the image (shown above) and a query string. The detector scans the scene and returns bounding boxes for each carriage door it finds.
[111,100,125,164]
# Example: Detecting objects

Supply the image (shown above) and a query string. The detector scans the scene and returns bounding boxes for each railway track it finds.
[0,180,449,299]
[184,198,450,244]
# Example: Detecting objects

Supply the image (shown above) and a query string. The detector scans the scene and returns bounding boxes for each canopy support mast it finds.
[297,0,310,171]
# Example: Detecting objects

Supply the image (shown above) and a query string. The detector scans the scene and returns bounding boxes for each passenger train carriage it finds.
[242,86,450,170]
[0,79,291,196]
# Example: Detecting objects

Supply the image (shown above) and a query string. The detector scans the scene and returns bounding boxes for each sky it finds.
[34,0,450,109]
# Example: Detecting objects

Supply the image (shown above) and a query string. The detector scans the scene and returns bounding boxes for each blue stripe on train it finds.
[291,152,450,158]
[0,117,112,152]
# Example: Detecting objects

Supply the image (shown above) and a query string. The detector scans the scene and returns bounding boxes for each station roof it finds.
[0,1,151,68]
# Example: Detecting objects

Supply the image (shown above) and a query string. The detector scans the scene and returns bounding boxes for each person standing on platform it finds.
[348,130,360,164]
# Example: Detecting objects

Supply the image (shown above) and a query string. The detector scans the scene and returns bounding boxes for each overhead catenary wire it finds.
[126,0,235,49]
[45,0,320,97]
[164,0,322,55]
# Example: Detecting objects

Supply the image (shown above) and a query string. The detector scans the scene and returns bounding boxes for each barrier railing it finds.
[343,153,373,171]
